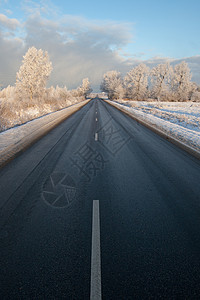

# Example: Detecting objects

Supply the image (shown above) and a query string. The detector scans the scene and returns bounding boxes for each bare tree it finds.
[124,64,149,100]
[16,47,52,102]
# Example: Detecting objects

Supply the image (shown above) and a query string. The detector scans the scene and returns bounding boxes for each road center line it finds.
[90,200,102,300]
[96,118,98,122]
[95,133,98,141]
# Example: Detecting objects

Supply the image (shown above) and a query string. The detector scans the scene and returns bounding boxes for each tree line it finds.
[1,47,200,131]
[100,62,200,101]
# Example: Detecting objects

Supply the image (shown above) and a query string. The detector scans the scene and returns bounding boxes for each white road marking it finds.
[95,133,98,141]
[96,111,98,114]
[96,118,98,122]
[90,200,102,300]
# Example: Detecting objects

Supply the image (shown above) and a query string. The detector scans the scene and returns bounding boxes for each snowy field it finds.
[112,100,200,152]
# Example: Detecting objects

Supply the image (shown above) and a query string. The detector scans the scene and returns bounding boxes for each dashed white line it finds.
[90,200,102,300]
[96,118,98,122]
[95,133,98,141]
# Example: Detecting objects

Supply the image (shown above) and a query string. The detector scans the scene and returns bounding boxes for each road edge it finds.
[104,99,200,160]
[0,99,92,169]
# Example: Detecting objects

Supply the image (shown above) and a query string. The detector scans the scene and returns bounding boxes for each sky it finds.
[0,0,200,91]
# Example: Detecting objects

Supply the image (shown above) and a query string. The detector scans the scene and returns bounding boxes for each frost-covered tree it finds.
[16,47,52,102]
[100,71,124,100]
[44,85,74,109]
[78,78,93,99]
[114,84,125,99]
[171,61,195,101]
[0,85,15,99]
[191,90,200,102]
[124,64,149,100]
[150,63,173,101]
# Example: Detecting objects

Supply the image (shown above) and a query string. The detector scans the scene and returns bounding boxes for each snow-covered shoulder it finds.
[0,100,89,153]
[110,100,200,152]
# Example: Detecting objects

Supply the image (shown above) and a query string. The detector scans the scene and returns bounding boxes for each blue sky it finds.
[61,0,200,59]
[0,0,200,90]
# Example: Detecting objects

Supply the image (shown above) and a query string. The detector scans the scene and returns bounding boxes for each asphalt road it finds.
[0,98,200,299]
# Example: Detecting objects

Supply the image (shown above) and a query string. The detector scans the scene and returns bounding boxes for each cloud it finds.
[21,0,60,18]
[0,13,133,90]
[0,32,24,87]
[0,12,200,91]
[0,13,20,30]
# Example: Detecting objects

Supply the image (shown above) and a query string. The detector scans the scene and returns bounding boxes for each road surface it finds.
[0,98,200,299]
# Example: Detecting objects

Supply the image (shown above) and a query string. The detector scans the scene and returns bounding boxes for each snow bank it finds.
[109,100,200,152]
[0,99,90,167]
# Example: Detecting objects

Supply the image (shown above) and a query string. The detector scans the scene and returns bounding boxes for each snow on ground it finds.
[112,100,200,152]
[1,98,199,158]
